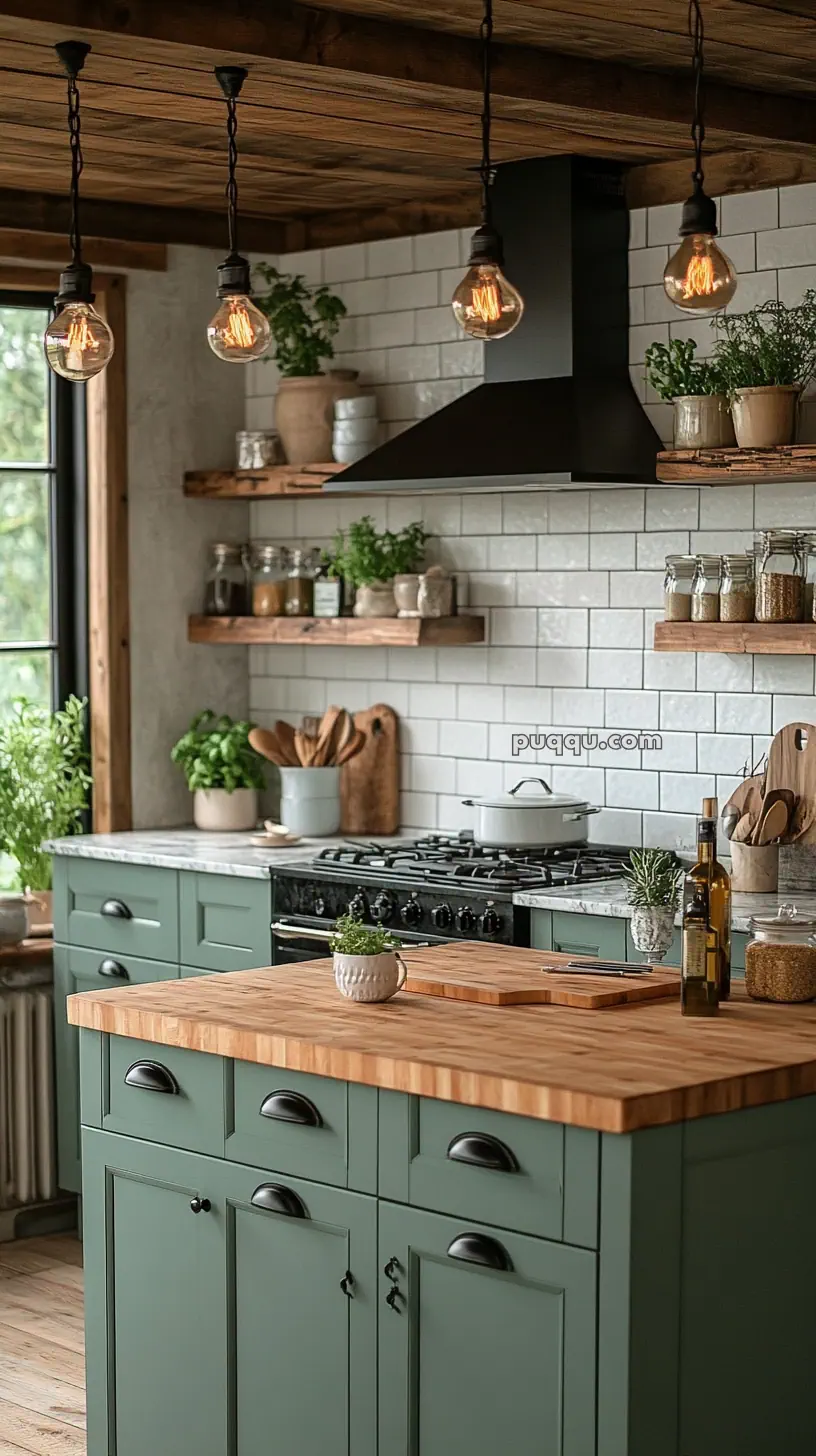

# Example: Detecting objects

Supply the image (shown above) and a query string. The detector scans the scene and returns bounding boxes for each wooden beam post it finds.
[627,150,816,209]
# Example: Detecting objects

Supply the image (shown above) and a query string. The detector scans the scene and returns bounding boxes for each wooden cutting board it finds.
[765,722,816,841]
[401,944,680,1009]
[340,704,400,834]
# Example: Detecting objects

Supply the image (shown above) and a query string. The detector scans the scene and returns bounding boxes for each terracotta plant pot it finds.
[629,905,676,964]
[334,949,407,1003]
[193,788,258,832]
[731,385,800,449]
[673,394,735,449]
[353,582,397,618]
[274,370,358,463]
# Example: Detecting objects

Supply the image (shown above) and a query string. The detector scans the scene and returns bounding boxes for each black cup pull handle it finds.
[124,1061,179,1095]
[447,1232,514,1272]
[446,1132,519,1173]
[340,1270,354,1298]
[259,1090,322,1127]
[100,898,132,920]
[250,1183,308,1219]
[98,957,129,980]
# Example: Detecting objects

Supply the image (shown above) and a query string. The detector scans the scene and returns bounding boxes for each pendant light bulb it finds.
[208,292,271,363]
[452,258,524,340]
[210,65,270,364]
[45,299,114,381]
[664,231,737,314]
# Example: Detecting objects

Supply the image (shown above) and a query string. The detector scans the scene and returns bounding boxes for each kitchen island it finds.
[69,950,816,1456]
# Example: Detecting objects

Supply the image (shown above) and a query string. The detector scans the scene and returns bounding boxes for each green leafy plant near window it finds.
[644,338,724,401]
[711,290,816,397]
[330,912,398,956]
[623,849,681,909]
[253,265,347,377]
[170,712,266,793]
[0,695,91,892]
[330,516,428,588]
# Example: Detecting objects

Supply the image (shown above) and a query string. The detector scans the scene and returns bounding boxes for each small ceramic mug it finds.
[333,949,407,1003]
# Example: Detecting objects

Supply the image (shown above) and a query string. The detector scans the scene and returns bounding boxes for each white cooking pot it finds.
[462,777,601,848]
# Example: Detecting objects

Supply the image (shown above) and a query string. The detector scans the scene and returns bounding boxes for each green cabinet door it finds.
[551,909,627,961]
[82,1130,228,1456]
[378,1201,597,1456]
[180,872,272,972]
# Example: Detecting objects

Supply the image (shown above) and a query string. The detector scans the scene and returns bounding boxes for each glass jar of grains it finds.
[664,555,697,621]
[745,905,816,1003]
[804,532,816,621]
[719,553,754,623]
[690,554,721,622]
[251,544,288,617]
[285,548,316,617]
[755,529,805,622]
[204,542,248,616]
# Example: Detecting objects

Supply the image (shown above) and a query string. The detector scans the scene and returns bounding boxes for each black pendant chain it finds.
[67,69,83,264]
[225,90,239,255]
[689,0,706,189]
[479,0,494,228]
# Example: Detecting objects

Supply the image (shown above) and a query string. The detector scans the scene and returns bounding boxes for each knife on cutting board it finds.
[541,961,653,978]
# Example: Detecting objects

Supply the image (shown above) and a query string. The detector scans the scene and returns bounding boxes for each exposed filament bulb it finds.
[207,294,271,362]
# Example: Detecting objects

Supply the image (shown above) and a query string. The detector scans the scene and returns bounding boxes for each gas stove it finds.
[271,833,630,960]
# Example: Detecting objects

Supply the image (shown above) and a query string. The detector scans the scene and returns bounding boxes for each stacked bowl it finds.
[333,395,379,464]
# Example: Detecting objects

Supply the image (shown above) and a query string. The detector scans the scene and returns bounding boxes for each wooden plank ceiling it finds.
[0,1,813,252]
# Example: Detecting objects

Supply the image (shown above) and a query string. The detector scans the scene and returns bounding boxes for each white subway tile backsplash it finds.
[537,609,589,647]
[643,651,695,691]
[698,484,754,530]
[503,492,549,534]
[467,572,515,607]
[490,647,536,685]
[590,808,642,847]
[753,657,815,695]
[523,572,609,608]
[696,732,753,775]
[642,731,697,773]
[590,489,645,532]
[589,609,644,649]
[552,688,606,727]
[771,695,816,732]
[548,491,589,532]
[366,236,413,277]
[660,772,716,814]
[644,489,699,531]
[503,685,553,723]
[642,812,698,854]
[720,188,778,235]
[610,572,663,608]
[590,534,636,570]
[661,692,714,732]
[488,534,537,570]
[412,755,455,793]
[413,229,460,271]
[537,534,589,570]
[436,647,489,684]
[636,531,690,569]
[536,648,588,687]
[410,682,456,718]
[462,494,502,534]
[588,650,643,689]
[386,271,438,311]
[606,768,659,810]
[695,653,753,692]
[458,685,505,721]
[440,720,487,757]
[491,608,538,646]
[717,693,772,734]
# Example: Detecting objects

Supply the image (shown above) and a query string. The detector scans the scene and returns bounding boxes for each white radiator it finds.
[0,984,57,1209]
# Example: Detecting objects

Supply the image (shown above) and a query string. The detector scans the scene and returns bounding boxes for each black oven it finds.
[271,916,444,966]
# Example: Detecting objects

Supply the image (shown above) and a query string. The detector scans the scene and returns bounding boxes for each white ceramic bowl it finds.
[332,441,374,464]
[333,418,379,444]
[335,395,377,420]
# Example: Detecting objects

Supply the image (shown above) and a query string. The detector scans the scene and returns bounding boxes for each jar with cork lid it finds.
[664,555,696,622]
[690,555,721,622]
[755,529,805,622]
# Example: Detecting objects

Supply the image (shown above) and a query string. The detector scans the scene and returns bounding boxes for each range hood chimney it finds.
[326,157,663,493]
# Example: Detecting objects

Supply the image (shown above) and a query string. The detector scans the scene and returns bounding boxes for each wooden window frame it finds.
[0,265,131,832]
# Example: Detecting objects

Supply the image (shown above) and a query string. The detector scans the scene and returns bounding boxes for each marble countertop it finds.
[514,880,816,932]
[43,829,416,878]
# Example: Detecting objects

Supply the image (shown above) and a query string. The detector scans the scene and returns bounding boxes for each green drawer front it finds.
[56,946,178,1192]
[551,910,627,961]
[180,873,272,972]
[227,1063,351,1187]
[379,1092,598,1246]
[54,857,179,961]
[102,1035,226,1156]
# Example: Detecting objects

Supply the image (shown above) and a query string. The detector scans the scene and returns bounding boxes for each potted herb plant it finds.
[624,848,681,964]
[330,912,406,1002]
[644,338,734,448]
[712,290,816,448]
[170,711,266,832]
[389,520,429,615]
[254,264,352,464]
[0,695,91,934]
[331,516,428,617]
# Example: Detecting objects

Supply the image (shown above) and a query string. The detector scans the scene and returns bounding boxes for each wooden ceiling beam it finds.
[2,0,816,153]
[282,192,480,250]
[627,149,816,208]
[0,228,167,270]
[0,188,286,251]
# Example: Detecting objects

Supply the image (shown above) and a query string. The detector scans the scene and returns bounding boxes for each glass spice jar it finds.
[755,529,805,623]
[251,544,288,617]
[204,542,248,616]
[803,532,816,621]
[664,555,697,622]
[690,554,721,622]
[719,553,754,623]
[745,905,816,1003]
[285,548,316,617]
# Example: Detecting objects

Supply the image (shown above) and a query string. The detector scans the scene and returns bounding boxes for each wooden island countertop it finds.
[66,946,816,1134]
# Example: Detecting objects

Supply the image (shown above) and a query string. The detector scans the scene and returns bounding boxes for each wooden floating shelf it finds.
[654,621,816,654]
[657,444,816,484]
[189,614,485,647]
[184,464,344,499]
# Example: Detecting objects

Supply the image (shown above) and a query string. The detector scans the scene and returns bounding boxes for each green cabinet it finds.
[378,1201,597,1456]
[180,872,272,972]
[532,907,627,961]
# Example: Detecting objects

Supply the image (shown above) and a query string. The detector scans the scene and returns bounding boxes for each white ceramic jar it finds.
[279,766,341,836]
[334,949,407,1002]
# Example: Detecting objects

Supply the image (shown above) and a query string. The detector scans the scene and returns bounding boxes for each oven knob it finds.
[313,895,326,918]
[431,902,453,930]
[347,891,367,919]
[400,896,423,927]
[456,906,476,934]
[371,892,394,924]
[480,905,503,936]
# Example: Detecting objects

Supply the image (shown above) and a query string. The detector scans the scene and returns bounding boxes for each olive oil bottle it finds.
[683,801,732,1000]
[681,882,719,1016]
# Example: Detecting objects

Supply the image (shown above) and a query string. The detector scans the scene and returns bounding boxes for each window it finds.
[0,290,86,714]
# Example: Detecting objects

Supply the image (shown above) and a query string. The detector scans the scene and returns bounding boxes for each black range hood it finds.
[326,156,663,493]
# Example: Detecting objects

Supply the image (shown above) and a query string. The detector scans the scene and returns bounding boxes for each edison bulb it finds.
[207,295,271,362]
[451,263,524,340]
[44,301,114,381]
[664,234,738,314]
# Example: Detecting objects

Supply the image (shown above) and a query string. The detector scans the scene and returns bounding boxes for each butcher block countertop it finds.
[67,944,816,1135]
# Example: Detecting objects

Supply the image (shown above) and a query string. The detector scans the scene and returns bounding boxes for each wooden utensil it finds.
[753,798,790,846]
[273,721,300,767]
[722,774,766,828]
[312,705,343,767]
[335,728,366,766]
[294,729,317,767]
[400,945,680,1009]
[340,704,400,834]
[334,710,355,758]
[248,726,289,768]
[731,814,754,843]
[748,787,794,845]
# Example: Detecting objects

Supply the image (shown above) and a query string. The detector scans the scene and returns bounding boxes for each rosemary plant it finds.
[623,849,681,909]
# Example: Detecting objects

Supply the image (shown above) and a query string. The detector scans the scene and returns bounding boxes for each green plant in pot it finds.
[171,712,266,832]
[644,337,734,449]
[0,695,91,936]
[253,264,351,465]
[624,848,682,964]
[712,290,816,448]
[330,912,406,1002]
[331,516,428,618]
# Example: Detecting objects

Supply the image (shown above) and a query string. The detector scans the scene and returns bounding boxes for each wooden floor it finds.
[0,1235,85,1454]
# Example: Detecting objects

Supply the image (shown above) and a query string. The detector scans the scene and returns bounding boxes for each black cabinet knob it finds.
[100,898,132,920]
[447,1232,513,1272]
[371,892,394,923]
[190,1197,211,1215]
[456,906,476,933]
[313,895,326,918]
[400,896,422,927]
[98,957,129,980]
[340,1270,354,1298]
[259,1090,322,1127]
[447,1132,519,1173]
[431,902,452,930]
[347,891,367,919]
[480,905,503,936]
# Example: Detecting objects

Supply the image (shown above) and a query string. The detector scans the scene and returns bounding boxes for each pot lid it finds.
[748,902,816,932]
[465,777,589,811]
